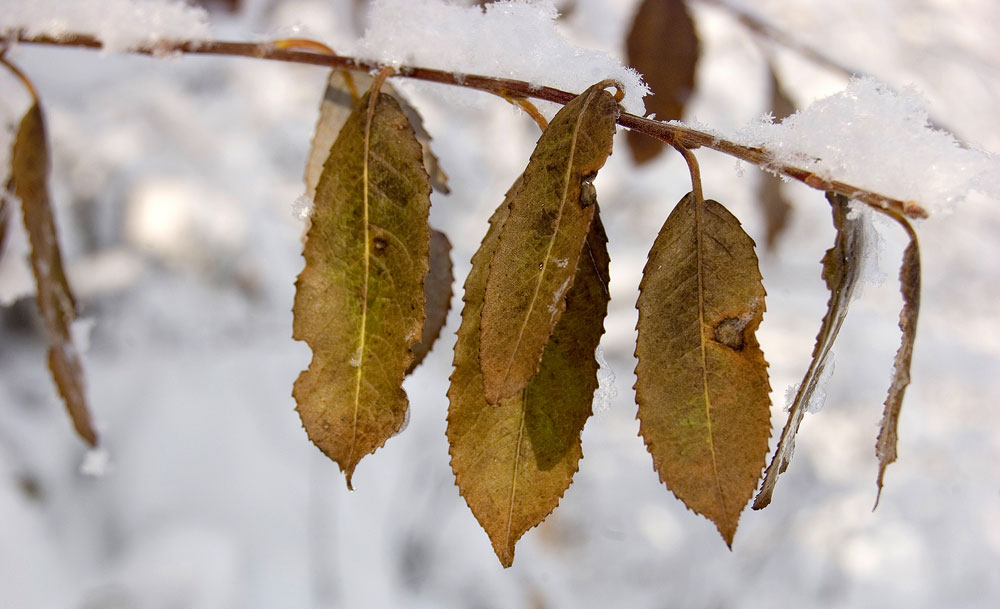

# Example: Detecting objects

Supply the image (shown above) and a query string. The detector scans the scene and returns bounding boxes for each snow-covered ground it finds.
[1,1,998,607]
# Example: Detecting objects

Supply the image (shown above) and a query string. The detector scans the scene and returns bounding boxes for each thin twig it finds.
[6,32,929,219]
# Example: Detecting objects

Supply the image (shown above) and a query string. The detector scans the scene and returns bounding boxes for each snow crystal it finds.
[718,77,1000,214]
[593,345,617,414]
[784,353,836,415]
[291,193,314,221]
[349,345,363,367]
[0,0,212,53]
[80,447,111,477]
[353,0,648,115]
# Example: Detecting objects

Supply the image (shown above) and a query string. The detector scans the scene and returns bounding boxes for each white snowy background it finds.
[1,1,999,607]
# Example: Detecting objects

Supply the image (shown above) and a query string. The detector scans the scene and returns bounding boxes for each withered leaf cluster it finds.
[1,7,923,569]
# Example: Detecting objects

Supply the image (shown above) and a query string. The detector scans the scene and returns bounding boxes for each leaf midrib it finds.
[500,90,598,391]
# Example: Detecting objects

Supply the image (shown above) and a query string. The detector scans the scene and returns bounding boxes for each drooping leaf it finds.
[448,179,610,567]
[875,221,921,506]
[305,70,448,200]
[479,81,618,404]
[635,192,770,545]
[756,63,796,250]
[293,87,431,489]
[11,102,97,447]
[407,228,453,373]
[754,192,866,509]
[625,0,699,164]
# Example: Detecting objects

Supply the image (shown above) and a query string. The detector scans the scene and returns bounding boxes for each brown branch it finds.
[6,32,928,219]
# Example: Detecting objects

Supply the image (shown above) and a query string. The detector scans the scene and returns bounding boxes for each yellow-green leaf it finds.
[625,0,699,164]
[293,88,431,489]
[635,192,770,546]
[305,70,448,200]
[875,220,921,506]
[407,228,453,373]
[479,81,618,404]
[754,192,865,510]
[449,180,610,567]
[12,102,97,447]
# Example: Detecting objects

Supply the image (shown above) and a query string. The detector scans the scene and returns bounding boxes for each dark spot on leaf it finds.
[374,236,388,252]
[714,317,746,350]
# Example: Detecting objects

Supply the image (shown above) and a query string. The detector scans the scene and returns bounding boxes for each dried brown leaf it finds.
[625,0,699,164]
[875,220,921,507]
[305,71,448,200]
[754,192,866,509]
[479,81,618,404]
[407,228,453,373]
[448,179,610,567]
[635,192,770,545]
[12,102,97,446]
[293,87,431,489]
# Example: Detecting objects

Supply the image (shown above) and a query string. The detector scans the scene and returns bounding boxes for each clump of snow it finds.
[80,447,111,477]
[353,0,648,115]
[593,345,617,414]
[719,77,1000,214]
[291,193,313,221]
[0,0,211,53]
[784,354,836,415]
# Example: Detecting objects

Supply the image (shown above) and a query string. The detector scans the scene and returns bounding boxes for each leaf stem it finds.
[6,32,928,219]
[672,143,704,204]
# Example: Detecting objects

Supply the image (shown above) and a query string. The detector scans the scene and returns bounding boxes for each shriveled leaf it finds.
[635,192,770,545]
[407,228,453,373]
[756,63,796,250]
[449,181,610,567]
[480,81,618,404]
[12,103,97,447]
[305,71,448,199]
[875,223,921,506]
[625,0,699,164]
[754,192,866,509]
[293,88,431,489]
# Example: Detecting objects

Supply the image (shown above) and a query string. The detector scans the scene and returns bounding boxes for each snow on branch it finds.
[0,0,211,53]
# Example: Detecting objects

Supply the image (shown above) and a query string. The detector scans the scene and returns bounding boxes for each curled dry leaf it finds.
[448,176,610,567]
[635,192,770,546]
[305,70,448,201]
[875,219,921,507]
[293,87,431,489]
[11,102,97,446]
[407,228,453,373]
[479,81,618,404]
[625,0,699,164]
[754,192,866,510]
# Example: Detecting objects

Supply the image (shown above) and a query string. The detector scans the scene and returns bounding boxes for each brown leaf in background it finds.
[293,87,431,489]
[756,63,796,250]
[479,81,618,404]
[875,221,921,507]
[0,189,9,259]
[11,102,97,447]
[754,192,866,510]
[448,178,610,567]
[305,70,448,201]
[625,0,699,164]
[407,228,453,373]
[635,192,770,545]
